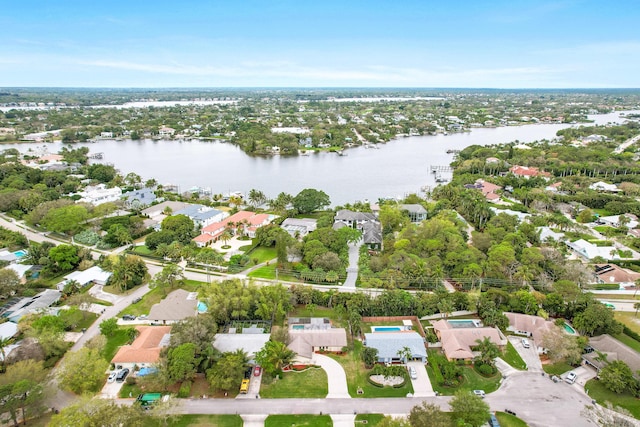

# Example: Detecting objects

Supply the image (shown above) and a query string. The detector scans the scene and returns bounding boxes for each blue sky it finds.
[1,0,639,88]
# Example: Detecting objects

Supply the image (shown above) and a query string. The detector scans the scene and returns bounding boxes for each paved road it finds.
[343,240,362,288]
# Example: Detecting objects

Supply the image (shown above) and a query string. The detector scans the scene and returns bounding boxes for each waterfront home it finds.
[464,179,502,202]
[173,204,228,228]
[111,325,171,370]
[509,165,551,179]
[158,126,175,137]
[281,218,318,238]
[399,204,428,223]
[75,183,122,206]
[363,330,427,363]
[147,289,198,324]
[432,319,506,361]
[122,188,158,209]
[141,201,191,219]
[333,209,383,250]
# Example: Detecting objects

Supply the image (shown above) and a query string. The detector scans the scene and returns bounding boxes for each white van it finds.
[521,338,530,349]
[409,366,417,380]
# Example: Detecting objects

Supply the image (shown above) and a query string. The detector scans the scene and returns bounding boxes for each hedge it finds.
[623,326,640,342]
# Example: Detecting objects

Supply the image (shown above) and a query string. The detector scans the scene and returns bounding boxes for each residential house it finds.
[566,239,619,261]
[111,325,171,370]
[2,289,61,322]
[400,204,428,223]
[432,319,506,361]
[489,207,531,222]
[589,181,620,193]
[287,318,347,359]
[509,165,551,179]
[584,334,640,378]
[5,264,34,284]
[504,312,558,352]
[333,210,382,250]
[122,188,158,209]
[597,214,638,229]
[464,179,502,202]
[76,184,122,206]
[141,201,194,230]
[594,264,640,288]
[193,210,276,247]
[537,227,565,243]
[213,329,271,362]
[158,127,175,137]
[0,321,18,340]
[363,331,427,363]
[58,265,112,291]
[281,218,317,238]
[147,289,198,324]
[0,250,19,264]
[173,204,228,228]
[544,182,563,193]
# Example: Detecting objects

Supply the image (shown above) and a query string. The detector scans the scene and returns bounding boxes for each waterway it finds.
[3,111,636,205]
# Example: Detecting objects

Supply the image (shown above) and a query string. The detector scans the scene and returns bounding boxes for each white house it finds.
[58,266,112,291]
[589,181,620,193]
[566,239,619,260]
[76,184,122,206]
[598,214,639,229]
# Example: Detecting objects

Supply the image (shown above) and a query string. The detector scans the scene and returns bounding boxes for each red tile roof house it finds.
[432,319,506,361]
[509,165,552,179]
[193,210,276,247]
[111,325,171,370]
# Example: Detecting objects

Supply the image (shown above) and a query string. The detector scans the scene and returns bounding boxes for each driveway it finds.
[343,240,362,288]
[100,375,125,399]
[407,361,435,397]
[563,365,598,389]
[312,354,350,398]
[508,336,542,372]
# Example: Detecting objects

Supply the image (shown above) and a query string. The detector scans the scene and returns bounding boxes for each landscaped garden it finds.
[502,341,527,370]
[425,350,502,395]
[265,415,332,427]
[329,341,414,397]
[260,366,328,398]
[585,378,640,419]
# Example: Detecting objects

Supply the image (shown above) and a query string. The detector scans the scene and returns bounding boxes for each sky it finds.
[1,0,639,88]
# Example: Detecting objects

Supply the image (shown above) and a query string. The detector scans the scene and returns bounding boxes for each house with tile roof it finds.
[509,165,551,179]
[465,179,502,201]
[193,210,276,247]
[363,331,427,363]
[594,264,640,288]
[148,289,198,324]
[111,325,171,370]
[432,319,506,361]
[504,312,558,352]
[286,318,347,359]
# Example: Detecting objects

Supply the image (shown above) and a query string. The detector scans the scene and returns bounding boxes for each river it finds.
[3,111,636,205]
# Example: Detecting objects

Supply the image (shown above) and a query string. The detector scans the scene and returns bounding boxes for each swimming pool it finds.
[13,250,27,258]
[372,326,403,332]
[292,324,305,330]
[197,301,208,313]
[563,322,576,334]
[447,319,479,328]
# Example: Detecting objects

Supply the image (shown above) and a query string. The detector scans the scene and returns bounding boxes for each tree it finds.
[576,208,594,223]
[41,204,88,235]
[167,343,200,382]
[87,164,117,183]
[50,396,145,427]
[409,401,452,427]
[48,244,79,273]
[573,302,623,336]
[161,214,195,245]
[255,340,296,377]
[99,317,118,337]
[474,337,500,367]
[0,359,48,426]
[248,189,267,208]
[449,390,491,427]
[206,349,248,391]
[292,188,330,214]
[541,327,582,364]
[362,347,379,368]
[255,284,293,324]
[635,302,640,317]
[599,360,638,394]
[104,254,149,292]
[0,268,21,299]
[57,347,110,394]
[151,263,185,296]
[145,230,176,251]
[170,315,218,367]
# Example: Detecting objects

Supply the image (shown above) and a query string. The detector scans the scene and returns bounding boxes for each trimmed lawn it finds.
[119,282,202,317]
[615,312,640,335]
[585,379,640,419]
[495,412,528,427]
[143,415,243,427]
[290,306,340,321]
[246,246,277,263]
[613,333,640,353]
[260,367,328,398]
[354,415,385,426]
[248,265,299,281]
[133,245,154,256]
[328,341,413,398]
[119,382,144,398]
[265,415,332,427]
[502,342,527,370]
[542,361,573,376]
[426,350,501,396]
[102,328,132,362]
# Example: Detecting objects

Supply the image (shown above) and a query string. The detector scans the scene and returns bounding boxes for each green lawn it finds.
[265,415,332,427]
[260,367,328,398]
[119,281,202,317]
[613,332,640,353]
[102,328,133,362]
[119,382,144,398]
[289,305,341,322]
[143,415,243,427]
[585,379,640,419]
[328,341,413,398]
[354,415,385,426]
[248,265,299,281]
[502,342,527,370]
[615,312,640,335]
[133,245,154,256]
[246,246,277,263]
[542,361,573,376]
[495,412,528,427]
[426,350,501,396]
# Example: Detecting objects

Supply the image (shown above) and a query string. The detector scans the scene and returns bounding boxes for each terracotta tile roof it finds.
[148,289,198,322]
[111,325,171,364]
[509,165,551,178]
[193,234,214,243]
[505,312,557,342]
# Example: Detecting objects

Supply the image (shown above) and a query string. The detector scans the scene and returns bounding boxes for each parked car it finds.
[521,338,530,349]
[409,366,417,380]
[115,368,130,382]
[489,413,501,427]
[473,389,486,398]
[565,372,577,384]
[122,314,136,321]
[107,372,117,383]
[254,366,262,376]
[132,297,142,304]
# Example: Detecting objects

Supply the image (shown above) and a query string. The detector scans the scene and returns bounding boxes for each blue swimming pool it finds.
[13,250,27,258]
[563,322,576,334]
[447,319,479,328]
[197,301,208,313]
[372,326,403,332]
[292,324,305,330]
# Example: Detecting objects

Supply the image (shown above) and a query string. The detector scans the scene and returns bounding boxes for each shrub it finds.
[178,380,192,398]
[74,230,101,246]
[125,375,136,385]
[475,362,495,376]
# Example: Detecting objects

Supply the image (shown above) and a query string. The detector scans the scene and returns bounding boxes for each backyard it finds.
[329,341,414,398]
[260,367,328,398]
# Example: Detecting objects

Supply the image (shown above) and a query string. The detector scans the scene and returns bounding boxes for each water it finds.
[563,323,576,334]
[2,111,634,205]
[12,250,27,258]
[447,319,479,328]
[372,326,403,332]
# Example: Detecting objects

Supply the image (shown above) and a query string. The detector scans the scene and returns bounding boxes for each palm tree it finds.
[220,229,233,248]
[634,302,640,317]
[256,340,296,376]
[474,337,500,367]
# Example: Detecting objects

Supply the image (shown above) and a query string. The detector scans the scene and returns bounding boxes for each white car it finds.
[473,389,486,398]
[565,372,577,384]
[107,372,117,383]
[409,366,417,380]
[521,338,530,349]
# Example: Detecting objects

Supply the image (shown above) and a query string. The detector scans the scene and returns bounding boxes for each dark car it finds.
[115,368,130,382]
[122,314,136,321]
[489,413,501,427]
